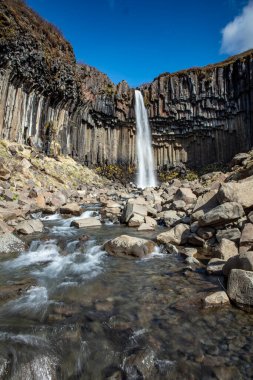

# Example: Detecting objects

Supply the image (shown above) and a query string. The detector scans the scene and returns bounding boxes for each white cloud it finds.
[221,0,253,54]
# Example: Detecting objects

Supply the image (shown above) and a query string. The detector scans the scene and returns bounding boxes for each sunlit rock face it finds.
[0,0,253,169]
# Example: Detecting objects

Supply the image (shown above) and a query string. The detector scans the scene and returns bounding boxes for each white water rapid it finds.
[135,90,157,188]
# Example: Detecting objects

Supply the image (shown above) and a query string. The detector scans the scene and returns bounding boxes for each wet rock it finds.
[0,278,36,302]
[227,269,253,307]
[214,238,238,261]
[128,214,144,227]
[71,217,101,228]
[15,219,43,235]
[185,256,201,265]
[123,347,155,379]
[198,202,244,227]
[60,203,82,216]
[207,258,226,275]
[204,291,230,307]
[218,180,253,209]
[104,235,156,258]
[137,223,154,231]
[157,223,190,246]
[216,228,241,244]
[0,233,25,254]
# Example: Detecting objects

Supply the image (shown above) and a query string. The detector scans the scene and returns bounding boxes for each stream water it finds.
[0,204,252,379]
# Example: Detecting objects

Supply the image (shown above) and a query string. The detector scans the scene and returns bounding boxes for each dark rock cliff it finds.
[0,0,252,169]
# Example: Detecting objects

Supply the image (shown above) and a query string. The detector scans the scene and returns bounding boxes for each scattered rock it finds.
[71,218,101,228]
[15,219,43,235]
[204,291,230,307]
[128,214,144,227]
[223,251,253,276]
[216,228,241,244]
[104,235,156,258]
[198,202,244,227]
[156,223,190,246]
[218,180,253,209]
[123,202,147,223]
[137,223,154,231]
[60,203,82,216]
[214,238,238,261]
[207,258,226,275]
[227,269,253,307]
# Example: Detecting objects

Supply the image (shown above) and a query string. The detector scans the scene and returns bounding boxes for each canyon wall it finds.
[0,0,253,169]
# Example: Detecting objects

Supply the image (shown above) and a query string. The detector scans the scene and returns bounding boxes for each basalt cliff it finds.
[0,0,253,169]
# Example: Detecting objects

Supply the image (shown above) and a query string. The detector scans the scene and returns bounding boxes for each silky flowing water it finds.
[0,205,252,379]
[135,90,157,189]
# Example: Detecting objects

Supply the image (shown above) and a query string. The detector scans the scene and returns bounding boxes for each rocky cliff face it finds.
[0,0,252,169]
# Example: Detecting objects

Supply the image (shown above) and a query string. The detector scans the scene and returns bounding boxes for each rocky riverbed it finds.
[0,141,253,378]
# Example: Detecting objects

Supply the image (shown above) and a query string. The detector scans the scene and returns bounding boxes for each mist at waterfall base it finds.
[135,90,157,189]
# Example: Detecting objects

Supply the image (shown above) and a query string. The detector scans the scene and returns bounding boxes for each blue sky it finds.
[26,0,252,86]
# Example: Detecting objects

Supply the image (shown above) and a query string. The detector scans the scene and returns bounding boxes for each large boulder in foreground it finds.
[218,180,253,209]
[227,269,253,307]
[198,202,244,227]
[156,223,190,246]
[103,235,156,258]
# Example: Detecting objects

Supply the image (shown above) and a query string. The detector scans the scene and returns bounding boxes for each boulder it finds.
[207,258,226,275]
[0,233,25,254]
[204,291,230,307]
[163,210,181,227]
[71,218,101,228]
[104,235,156,258]
[174,188,197,205]
[227,269,253,307]
[156,223,190,246]
[128,214,145,227]
[50,191,67,207]
[192,190,218,220]
[137,223,154,231]
[218,180,253,209]
[240,223,253,250]
[214,238,238,261]
[223,251,253,276]
[36,194,46,209]
[216,228,241,244]
[60,203,82,216]
[198,202,244,227]
[144,216,157,228]
[123,202,147,223]
[16,219,43,235]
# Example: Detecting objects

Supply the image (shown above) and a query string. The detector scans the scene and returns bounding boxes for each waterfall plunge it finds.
[135,90,157,188]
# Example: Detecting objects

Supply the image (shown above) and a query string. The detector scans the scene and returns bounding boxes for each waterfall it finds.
[135,90,157,188]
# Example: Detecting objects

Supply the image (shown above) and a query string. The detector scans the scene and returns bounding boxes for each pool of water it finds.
[0,205,252,379]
